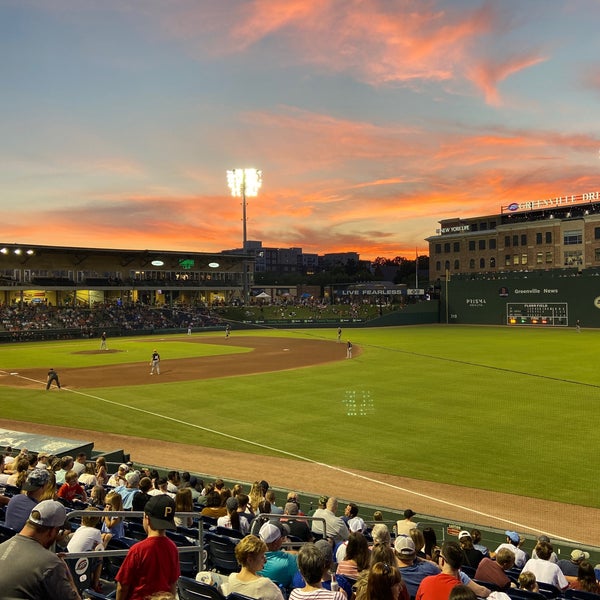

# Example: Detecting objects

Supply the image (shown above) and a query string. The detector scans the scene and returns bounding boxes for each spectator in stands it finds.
[570,561,600,594]
[5,468,56,531]
[95,456,108,486]
[166,470,180,494]
[67,506,105,591]
[287,491,304,515]
[5,457,30,490]
[474,547,515,591]
[457,530,484,569]
[55,455,74,486]
[494,531,527,569]
[448,585,477,600]
[248,481,264,513]
[395,536,441,597]
[371,523,392,547]
[282,502,313,542]
[311,497,349,543]
[531,535,558,562]
[78,462,97,488]
[236,493,254,524]
[89,484,106,508]
[113,471,141,509]
[410,528,427,559]
[148,476,171,497]
[57,470,88,503]
[115,495,180,600]
[132,476,153,512]
[469,528,489,557]
[72,452,87,476]
[225,534,284,600]
[258,521,299,588]
[108,463,129,487]
[518,571,539,593]
[423,527,439,560]
[416,540,464,600]
[558,548,590,577]
[217,495,245,533]
[266,489,284,514]
[291,543,346,600]
[102,491,125,542]
[521,540,568,590]
[187,476,204,503]
[345,503,366,533]
[0,500,81,599]
[174,487,194,528]
[201,490,227,518]
[356,561,404,600]
[396,509,417,537]
[336,531,370,577]
[35,451,51,469]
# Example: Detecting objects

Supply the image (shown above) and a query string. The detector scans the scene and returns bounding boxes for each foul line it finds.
[4,371,582,544]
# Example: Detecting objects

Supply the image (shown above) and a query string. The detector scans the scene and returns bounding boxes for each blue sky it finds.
[1,0,600,259]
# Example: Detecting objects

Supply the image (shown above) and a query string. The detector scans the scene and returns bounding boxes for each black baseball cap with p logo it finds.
[144,494,176,530]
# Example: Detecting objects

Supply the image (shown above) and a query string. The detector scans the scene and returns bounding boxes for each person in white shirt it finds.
[521,541,568,590]
[494,531,527,569]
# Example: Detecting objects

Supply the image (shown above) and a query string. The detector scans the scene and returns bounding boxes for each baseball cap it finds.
[260,522,282,544]
[348,516,366,532]
[571,549,590,561]
[458,530,471,540]
[506,530,520,543]
[404,509,416,519]
[394,535,416,558]
[144,495,176,530]
[315,538,333,560]
[23,468,51,492]
[29,500,66,528]
[119,463,129,472]
[284,502,299,515]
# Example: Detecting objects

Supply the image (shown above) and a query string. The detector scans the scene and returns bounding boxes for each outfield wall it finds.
[442,272,600,326]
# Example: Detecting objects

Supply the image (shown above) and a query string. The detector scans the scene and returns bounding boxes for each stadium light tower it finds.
[226,168,262,249]
[227,168,262,304]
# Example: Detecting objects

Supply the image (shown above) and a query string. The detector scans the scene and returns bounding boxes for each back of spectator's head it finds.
[518,571,538,592]
[371,540,396,567]
[181,471,191,484]
[125,472,140,487]
[81,506,101,528]
[371,523,391,546]
[534,541,553,560]
[284,502,299,516]
[373,510,383,521]
[449,584,478,600]
[571,549,591,563]
[213,478,224,490]
[317,495,328,508]
[470,528,482,544]
[496,548,516,569]
[410,527,425,552]
[505,530,520,545]
[237,493,249,509]
[394,535,416,561]
[326,497,338,512]
[346,503,359,518]
[235,534,267,567]
[259,480,269,495]
[139,477,152,493]
[257,499,271,514]
[367,562,402,600]
[297,543,328,585]
[64,470,78,484]
[60,455,74,470]
[314,539,333,569]
[155,476,168,490]
[205,490,221,507]
[265,490,276,503]
[440,541,464,569]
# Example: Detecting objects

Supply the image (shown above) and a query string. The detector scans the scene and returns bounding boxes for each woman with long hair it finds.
[174,487,194,528]
[336,532,371,577]
[95,456,108,486]
[570,561,600,594]
[356,562,404,600]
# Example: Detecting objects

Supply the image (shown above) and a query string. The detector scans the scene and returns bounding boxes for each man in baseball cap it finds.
[115,494,180,599]
[0,500,80,599]
[258,521,298,588]
[5,468,54,531]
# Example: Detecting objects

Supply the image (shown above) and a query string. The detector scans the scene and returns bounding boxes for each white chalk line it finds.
[2,370,582,544]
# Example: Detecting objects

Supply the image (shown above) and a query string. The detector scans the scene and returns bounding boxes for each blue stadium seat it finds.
[507,588,546,600]
[204,531,240,574]
[565,589,600,600]
[0,522,17,543]
[177,575,226,600]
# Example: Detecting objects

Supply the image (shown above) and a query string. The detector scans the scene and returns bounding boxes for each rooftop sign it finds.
[501,191,599,214]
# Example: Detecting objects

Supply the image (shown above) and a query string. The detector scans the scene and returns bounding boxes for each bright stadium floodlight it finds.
[227,168,262,305]
[226,168,262,247]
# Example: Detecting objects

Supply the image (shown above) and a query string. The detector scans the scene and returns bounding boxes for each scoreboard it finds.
[507,302,568,326]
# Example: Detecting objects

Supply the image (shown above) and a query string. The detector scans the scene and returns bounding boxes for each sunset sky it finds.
[2,0,600,260]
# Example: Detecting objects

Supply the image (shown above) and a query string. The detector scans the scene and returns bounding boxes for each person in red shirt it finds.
[416,541,463,600]
[115,495,180,600]
[57,470,87,503]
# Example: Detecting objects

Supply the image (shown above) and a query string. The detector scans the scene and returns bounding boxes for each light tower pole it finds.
[227,168,262,303]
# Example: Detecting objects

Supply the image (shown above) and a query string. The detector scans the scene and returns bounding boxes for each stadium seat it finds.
[0,523,17,543]
[535,582,563,599]
[214,525,244,539]
[177,575,226,600]
[204,531,240,574]
[507,588,546,600]
[335,574,357,598]
[460,565,476,578]
[565,589,600,600]
[227,593,256,600]
[166,529,200,576]
[102,537,138,581]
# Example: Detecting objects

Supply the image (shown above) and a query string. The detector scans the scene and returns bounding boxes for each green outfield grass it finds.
[1,325,598,508]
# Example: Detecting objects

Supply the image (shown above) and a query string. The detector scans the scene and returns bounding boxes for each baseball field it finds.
[1,324,599,544]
